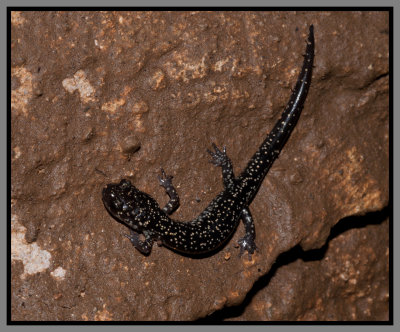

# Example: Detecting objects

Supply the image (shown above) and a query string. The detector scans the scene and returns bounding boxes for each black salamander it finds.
[102,25,315,259]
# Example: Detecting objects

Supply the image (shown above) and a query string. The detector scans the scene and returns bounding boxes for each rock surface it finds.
[201,213,389,321]
[11,11,389,321]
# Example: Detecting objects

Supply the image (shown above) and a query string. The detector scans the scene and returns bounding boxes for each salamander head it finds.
[102,179,161,231]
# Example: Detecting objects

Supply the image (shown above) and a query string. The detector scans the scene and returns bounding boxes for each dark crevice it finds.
[197,206,389,322]
[374,72,389,82]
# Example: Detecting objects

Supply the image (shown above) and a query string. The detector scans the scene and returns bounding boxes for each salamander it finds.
[102,25,314,259]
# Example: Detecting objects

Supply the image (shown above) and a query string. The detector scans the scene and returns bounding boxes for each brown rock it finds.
[11,11,389,321]
[202,213,389,321]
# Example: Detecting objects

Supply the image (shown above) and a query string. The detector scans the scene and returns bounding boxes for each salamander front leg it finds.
[238,208,257,260]
[158,168,180,215]
[124,229,153,255]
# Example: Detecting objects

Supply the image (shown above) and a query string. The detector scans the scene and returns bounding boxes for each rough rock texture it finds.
[201,213,389,321]
[11,11,389,321]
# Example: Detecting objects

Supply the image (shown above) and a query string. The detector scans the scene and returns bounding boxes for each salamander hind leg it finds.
[238,208,258,260]
[158,168,180,215]
[207,143,234,188]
